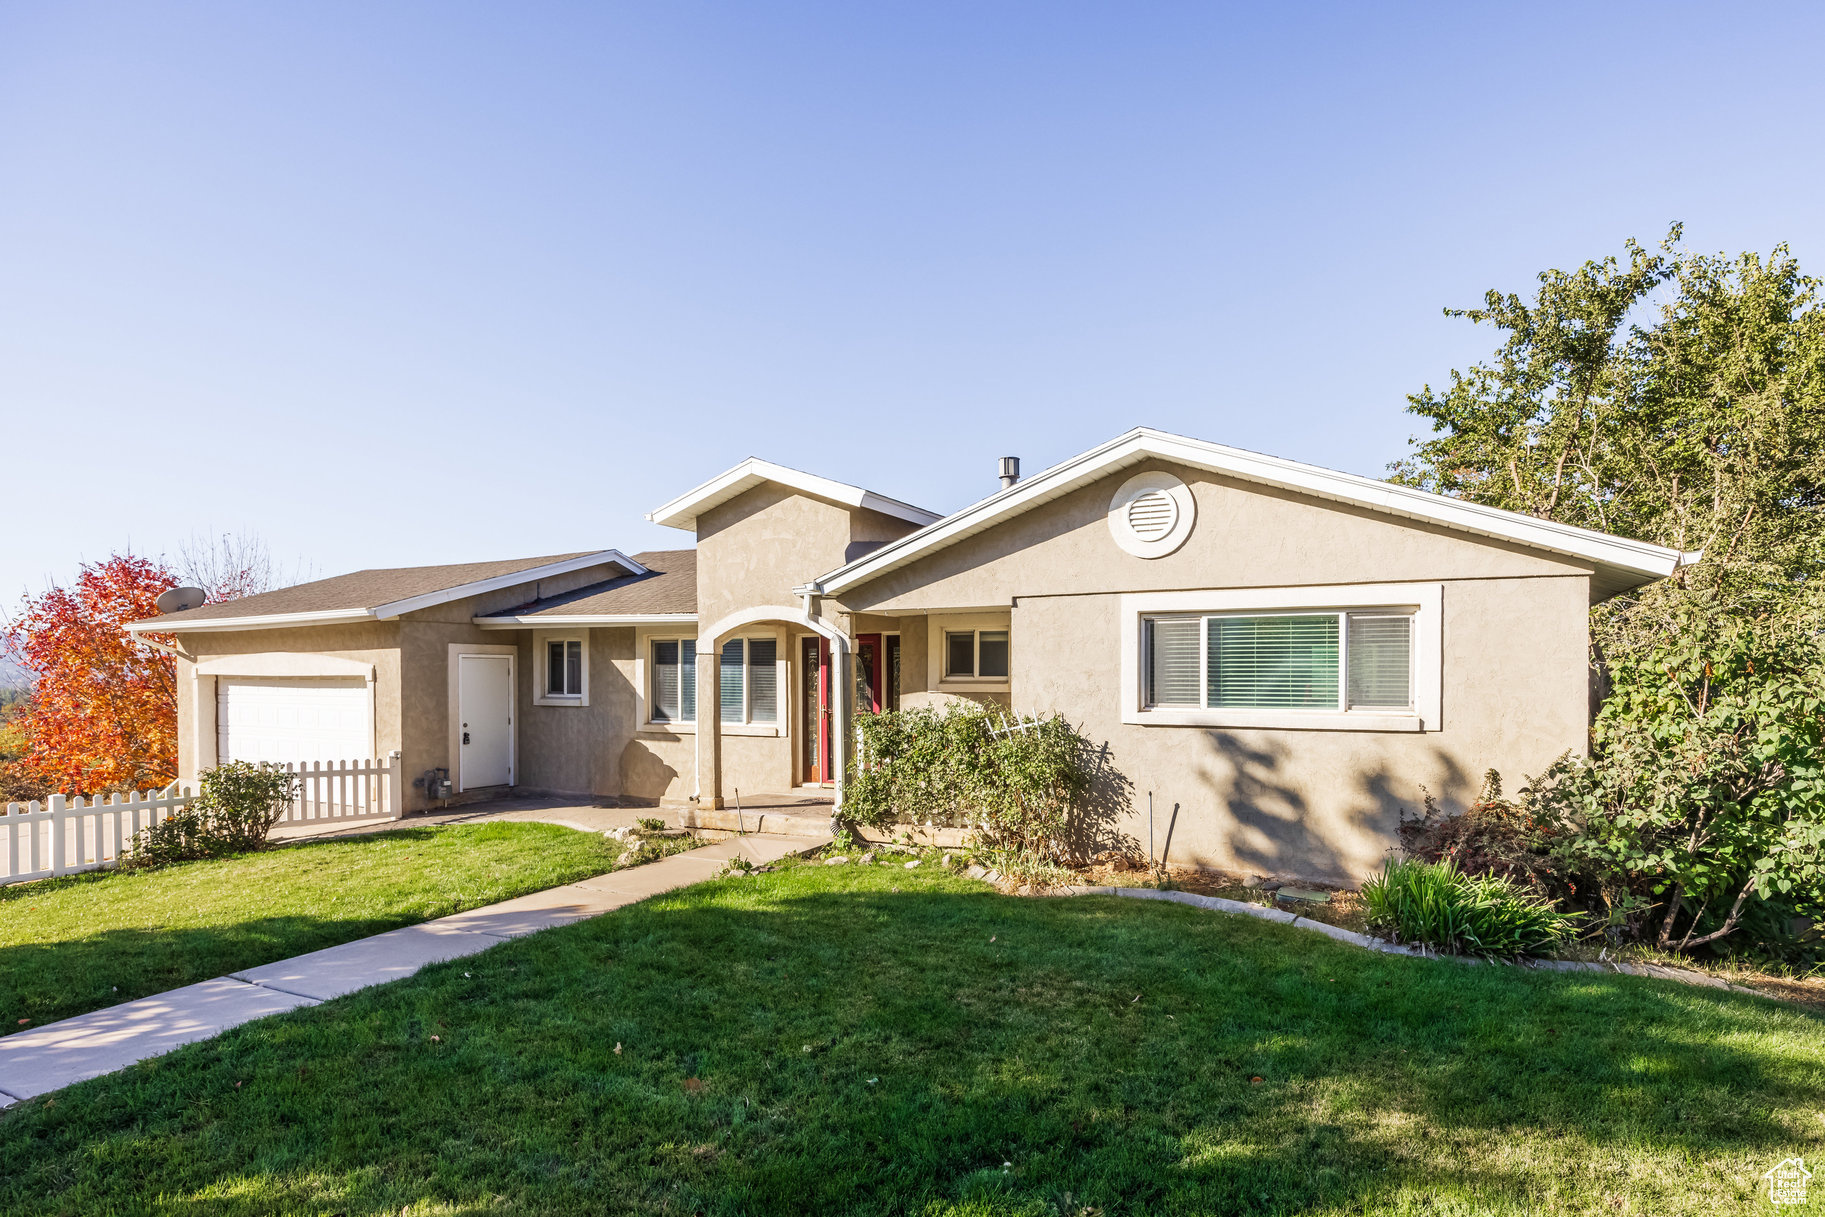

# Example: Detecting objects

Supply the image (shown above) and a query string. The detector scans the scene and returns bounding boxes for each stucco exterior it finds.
[147,430,1679,879]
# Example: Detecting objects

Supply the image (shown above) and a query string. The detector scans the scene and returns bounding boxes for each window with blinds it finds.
[1142,610,1414,714]
[720,639,746,723]
[651,639,696,722]
[1346,614,1411,708]
[1146,618,1202,706]
[711,637,780,725]
[1210,614,1339,709]
[749,639,778,722]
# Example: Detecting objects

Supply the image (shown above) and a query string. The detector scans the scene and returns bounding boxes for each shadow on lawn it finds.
[2,878,1820,1216]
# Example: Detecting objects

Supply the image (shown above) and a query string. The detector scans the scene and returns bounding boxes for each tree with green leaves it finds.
[1394,230,1825,957]
[1393,225,1825,650]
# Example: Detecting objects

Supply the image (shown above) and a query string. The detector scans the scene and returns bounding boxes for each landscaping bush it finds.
[845,703,1099,860]
[1361,857,1578,959]
[1398,769,1570,893]
[126,760,299,869]
[1521,610,1825,955]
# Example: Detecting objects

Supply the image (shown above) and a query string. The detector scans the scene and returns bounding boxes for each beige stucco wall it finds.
[838,462,1595,614]
[828,461,1599,882]
[1010,576,1588,882]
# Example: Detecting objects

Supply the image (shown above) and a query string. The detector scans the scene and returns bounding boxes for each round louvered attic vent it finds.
[1108,472,1195,558]
[1125,489,1178,539]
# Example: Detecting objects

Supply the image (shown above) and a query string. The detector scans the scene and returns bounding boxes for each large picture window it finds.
[1145,610,1413,713]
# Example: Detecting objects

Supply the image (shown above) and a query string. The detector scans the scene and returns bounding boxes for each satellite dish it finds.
[156,586,207,615]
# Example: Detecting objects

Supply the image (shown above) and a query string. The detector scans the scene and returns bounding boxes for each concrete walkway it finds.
[0,832,822,1105]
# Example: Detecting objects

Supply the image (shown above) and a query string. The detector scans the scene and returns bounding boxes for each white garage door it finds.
[216,678,371,765]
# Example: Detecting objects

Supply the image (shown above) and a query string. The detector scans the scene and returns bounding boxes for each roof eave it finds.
[646,457,940,531]
[472,613,698,629]
[813,427,1689,596]
[123,607,376,634]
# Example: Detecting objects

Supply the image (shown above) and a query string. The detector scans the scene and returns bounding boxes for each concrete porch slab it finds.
[231,921,505,1002]
[0,978,318,1102]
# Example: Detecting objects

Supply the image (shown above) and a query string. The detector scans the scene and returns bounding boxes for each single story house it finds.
[128,427,1691,881]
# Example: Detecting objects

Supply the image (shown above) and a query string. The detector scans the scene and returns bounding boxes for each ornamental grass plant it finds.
[1362,856,1578,959]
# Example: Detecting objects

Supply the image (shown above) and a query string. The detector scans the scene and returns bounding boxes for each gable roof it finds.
[810,428,1696,601]
[125,551,643,634]
[474,550,697,626]
[646,457,941,532]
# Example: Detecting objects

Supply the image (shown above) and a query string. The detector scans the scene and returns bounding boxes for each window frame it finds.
[532,631,589,707]
[1120,584,1441,732]
[644,635,697,728]
[718,635,781,727]
[932,615,1013,691]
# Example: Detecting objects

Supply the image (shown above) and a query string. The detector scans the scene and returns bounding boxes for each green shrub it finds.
[126,761,299,869]
[845,703,1104,860]
[1361,857,1578,959]
[635,817,665,832]
[1522,610,1825,954]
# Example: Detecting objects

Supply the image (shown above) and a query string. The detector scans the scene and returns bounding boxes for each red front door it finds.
[801,636,832,783]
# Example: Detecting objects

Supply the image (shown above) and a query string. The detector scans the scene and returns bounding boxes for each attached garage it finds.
[216,678,372,764]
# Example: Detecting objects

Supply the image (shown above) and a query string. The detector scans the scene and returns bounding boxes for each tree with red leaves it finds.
[3,554,179,796]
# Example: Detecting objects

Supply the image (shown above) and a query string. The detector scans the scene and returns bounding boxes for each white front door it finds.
[458,654,514,790]
[217,678,370,764]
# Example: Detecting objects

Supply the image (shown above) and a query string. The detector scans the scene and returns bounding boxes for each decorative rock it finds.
[940,853,956,868]
[981,869,1001,884]
[858,852,876,864]
[965,865,987,879]
[824,856,849,866]
[903,859,921,869]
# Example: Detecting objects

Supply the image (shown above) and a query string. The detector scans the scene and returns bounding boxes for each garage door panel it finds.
[218,679,371,765]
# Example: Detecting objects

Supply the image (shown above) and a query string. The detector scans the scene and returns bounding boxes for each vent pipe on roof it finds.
[998,456,1020,490]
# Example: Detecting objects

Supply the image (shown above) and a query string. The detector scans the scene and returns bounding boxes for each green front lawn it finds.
[4,862,1821,1215]
[0,822,634,1032]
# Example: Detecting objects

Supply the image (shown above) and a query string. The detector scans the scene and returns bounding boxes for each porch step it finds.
[679,807,975,849]
[681,808,834,838]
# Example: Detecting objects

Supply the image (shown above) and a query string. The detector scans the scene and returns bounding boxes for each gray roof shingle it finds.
[485,550,696,619]
[142,552,607,626]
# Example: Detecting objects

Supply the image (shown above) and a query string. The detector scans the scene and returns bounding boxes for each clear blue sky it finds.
[4,2,1822,601]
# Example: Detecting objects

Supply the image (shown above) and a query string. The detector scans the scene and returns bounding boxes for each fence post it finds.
[388,750,403,820]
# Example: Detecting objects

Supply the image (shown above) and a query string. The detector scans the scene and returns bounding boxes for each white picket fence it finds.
[275,751,404,828]
[1,751,404,887]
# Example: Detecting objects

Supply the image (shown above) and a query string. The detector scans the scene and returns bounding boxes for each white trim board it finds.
[646,457,941,532]
[811,428,1695,599]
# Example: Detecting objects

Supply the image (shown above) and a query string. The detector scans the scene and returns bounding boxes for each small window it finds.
[1142,610,1413,714]
[944,629,1010,682]
[978,631,1009,679]
[546,639,583,698]
[716,637,780,725]
[650,638,697,722]
[946,631,975,677]
[1347,614,1413,709]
